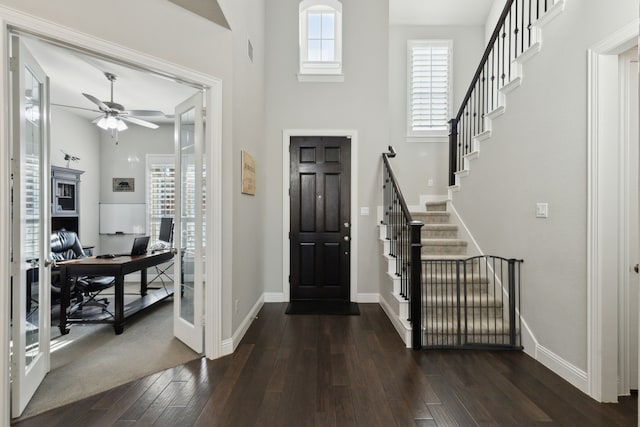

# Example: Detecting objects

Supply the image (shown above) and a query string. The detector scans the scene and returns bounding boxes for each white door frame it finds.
[587,19,639,402]
[281,129,359,302]
[0,7,224,422]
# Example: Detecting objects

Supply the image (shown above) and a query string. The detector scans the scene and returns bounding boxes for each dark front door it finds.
[290,136,351,301]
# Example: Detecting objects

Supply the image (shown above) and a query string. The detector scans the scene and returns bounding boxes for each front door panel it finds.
[290,136,350,301]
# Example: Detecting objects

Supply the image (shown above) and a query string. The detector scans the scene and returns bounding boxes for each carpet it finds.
[285,300,360,315]
[17,291,200,420]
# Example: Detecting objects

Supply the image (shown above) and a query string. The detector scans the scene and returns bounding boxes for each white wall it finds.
[451,0,638,373]
[484,0,507,44]
[388,25,485,204]
[264,0,389,298]
[50,107,101,248]
[98,124,173,254]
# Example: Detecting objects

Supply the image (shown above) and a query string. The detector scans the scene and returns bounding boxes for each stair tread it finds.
[422,239,467,245]
[422,224,457,229]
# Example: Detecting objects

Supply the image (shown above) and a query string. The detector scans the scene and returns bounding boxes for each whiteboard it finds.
[99,203,146,234]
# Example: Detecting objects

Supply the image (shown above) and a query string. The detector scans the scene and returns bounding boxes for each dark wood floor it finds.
[13,303,638,426]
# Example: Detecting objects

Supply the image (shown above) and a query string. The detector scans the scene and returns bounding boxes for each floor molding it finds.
[224,294,264,355]
[536,343,589,395]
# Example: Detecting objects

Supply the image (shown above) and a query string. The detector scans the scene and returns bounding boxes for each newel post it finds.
[410,220,423,350]
[448,118,458,187]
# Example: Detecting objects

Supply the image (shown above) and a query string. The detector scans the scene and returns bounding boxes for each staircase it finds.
[380,199,519,349]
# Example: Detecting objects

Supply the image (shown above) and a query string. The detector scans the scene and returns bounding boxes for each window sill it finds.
[406,135,448,143]
[297,73,345,83]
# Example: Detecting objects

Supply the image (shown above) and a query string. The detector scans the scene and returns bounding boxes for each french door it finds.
[10,36,52,417]
[173,92,204,353]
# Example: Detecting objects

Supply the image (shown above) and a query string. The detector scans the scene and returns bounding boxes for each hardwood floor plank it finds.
[12,303,638,427]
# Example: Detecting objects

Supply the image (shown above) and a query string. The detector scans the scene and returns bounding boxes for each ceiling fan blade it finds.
[123,110,166,117]
[52,103,102,114]
[82,93,111,112]
[121,116,159,129]
[91,115,104,124]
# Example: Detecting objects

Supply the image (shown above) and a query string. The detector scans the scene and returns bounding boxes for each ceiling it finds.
[20,2,495,127]
[389,0,496,26]
[22,36,199,126]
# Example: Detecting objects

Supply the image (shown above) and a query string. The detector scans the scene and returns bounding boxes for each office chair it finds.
[148,217,174,292]
[50,230,115,315]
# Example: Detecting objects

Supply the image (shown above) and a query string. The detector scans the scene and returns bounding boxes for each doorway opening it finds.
[3,18,222,420]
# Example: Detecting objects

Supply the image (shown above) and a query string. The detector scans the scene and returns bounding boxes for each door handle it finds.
[43,258,55,268]
[343,236,350,241]
[344,222,350,228]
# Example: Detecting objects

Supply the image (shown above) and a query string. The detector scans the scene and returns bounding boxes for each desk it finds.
[58,250,175,335]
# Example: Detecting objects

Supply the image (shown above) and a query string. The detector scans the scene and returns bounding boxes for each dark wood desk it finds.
[57,250,175,335]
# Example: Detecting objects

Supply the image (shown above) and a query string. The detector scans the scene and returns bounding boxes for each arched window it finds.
[299,0,343,82]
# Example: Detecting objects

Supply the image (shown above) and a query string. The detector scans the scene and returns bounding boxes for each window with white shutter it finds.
[407,40,452,140]
[147,155,206,247]
[147,155,175,243]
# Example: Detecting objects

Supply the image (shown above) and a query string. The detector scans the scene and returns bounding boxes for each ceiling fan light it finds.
[106,116,119,129]
[116,119,128,131]
[97,117,109,130]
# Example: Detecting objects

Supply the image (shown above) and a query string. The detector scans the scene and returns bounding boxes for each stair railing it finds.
[449,0,560,185]
[381,147,423,349]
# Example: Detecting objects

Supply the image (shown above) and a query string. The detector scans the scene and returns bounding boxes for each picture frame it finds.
[241,150,256,195]
[112,177,135,192]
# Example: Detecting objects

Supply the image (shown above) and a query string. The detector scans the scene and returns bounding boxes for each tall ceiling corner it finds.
[169,0,231,30]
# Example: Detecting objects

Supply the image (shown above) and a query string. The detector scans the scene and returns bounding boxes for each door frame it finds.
[282,129,358,302]
[586,19,639,402]
[0,7,224,421]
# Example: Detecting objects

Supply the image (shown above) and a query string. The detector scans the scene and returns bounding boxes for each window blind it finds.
[409,42,450,132]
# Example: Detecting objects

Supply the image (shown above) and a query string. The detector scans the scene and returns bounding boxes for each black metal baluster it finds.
[528,0,532,48]
[514,0,519,59]
[508,10,512,81]
[521,0,525,54]
[536,0,540,20]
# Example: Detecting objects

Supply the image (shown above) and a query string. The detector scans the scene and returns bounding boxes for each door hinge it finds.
[288,275,291,283]
[9,56,17,72]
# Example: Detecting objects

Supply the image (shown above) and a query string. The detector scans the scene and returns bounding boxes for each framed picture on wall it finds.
[113,178,135,192]
[241,150,256,195]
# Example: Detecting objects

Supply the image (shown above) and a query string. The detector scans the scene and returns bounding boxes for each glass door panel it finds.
[173,92,204,353]
[10,36,52,418]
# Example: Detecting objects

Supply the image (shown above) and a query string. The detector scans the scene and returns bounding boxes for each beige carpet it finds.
[18,294,200,420]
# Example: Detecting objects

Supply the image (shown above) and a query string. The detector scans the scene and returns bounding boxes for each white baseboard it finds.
[264,292,286,302]
[535,344,589,395]
[222,294,265,355]
[356,293,379,303]
[379,295,411,348]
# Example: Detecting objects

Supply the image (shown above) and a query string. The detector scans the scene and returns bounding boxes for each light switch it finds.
[536,203,548,218]
[360,207,370,216]
[428,179,434,187]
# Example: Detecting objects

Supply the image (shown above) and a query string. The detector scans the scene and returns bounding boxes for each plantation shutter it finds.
[148,159,205,247]
[149,162,175,242]
[409,41,450,132]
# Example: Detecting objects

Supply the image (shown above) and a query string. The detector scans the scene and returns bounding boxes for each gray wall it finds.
[264,0,390,298]
[451,0,638,371]
[98,124,174,255]
[389,25,485,204]
[50,106,101,248]
[218,0,267,334]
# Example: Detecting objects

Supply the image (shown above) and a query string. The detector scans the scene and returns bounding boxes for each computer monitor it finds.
[158,217,173,243]
[130,236,150,256]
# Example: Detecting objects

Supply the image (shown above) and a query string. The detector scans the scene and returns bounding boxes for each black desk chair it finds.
[51,230,115,314]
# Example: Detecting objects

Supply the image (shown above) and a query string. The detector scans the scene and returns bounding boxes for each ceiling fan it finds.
[82,72,164,131]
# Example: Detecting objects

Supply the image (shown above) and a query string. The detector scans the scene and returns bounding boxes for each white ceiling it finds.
[390,0,496,26]
[20,2,494,127]
[22,36,199,125]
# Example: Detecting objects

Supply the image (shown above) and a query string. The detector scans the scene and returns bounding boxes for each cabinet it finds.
[51,166,83,235]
